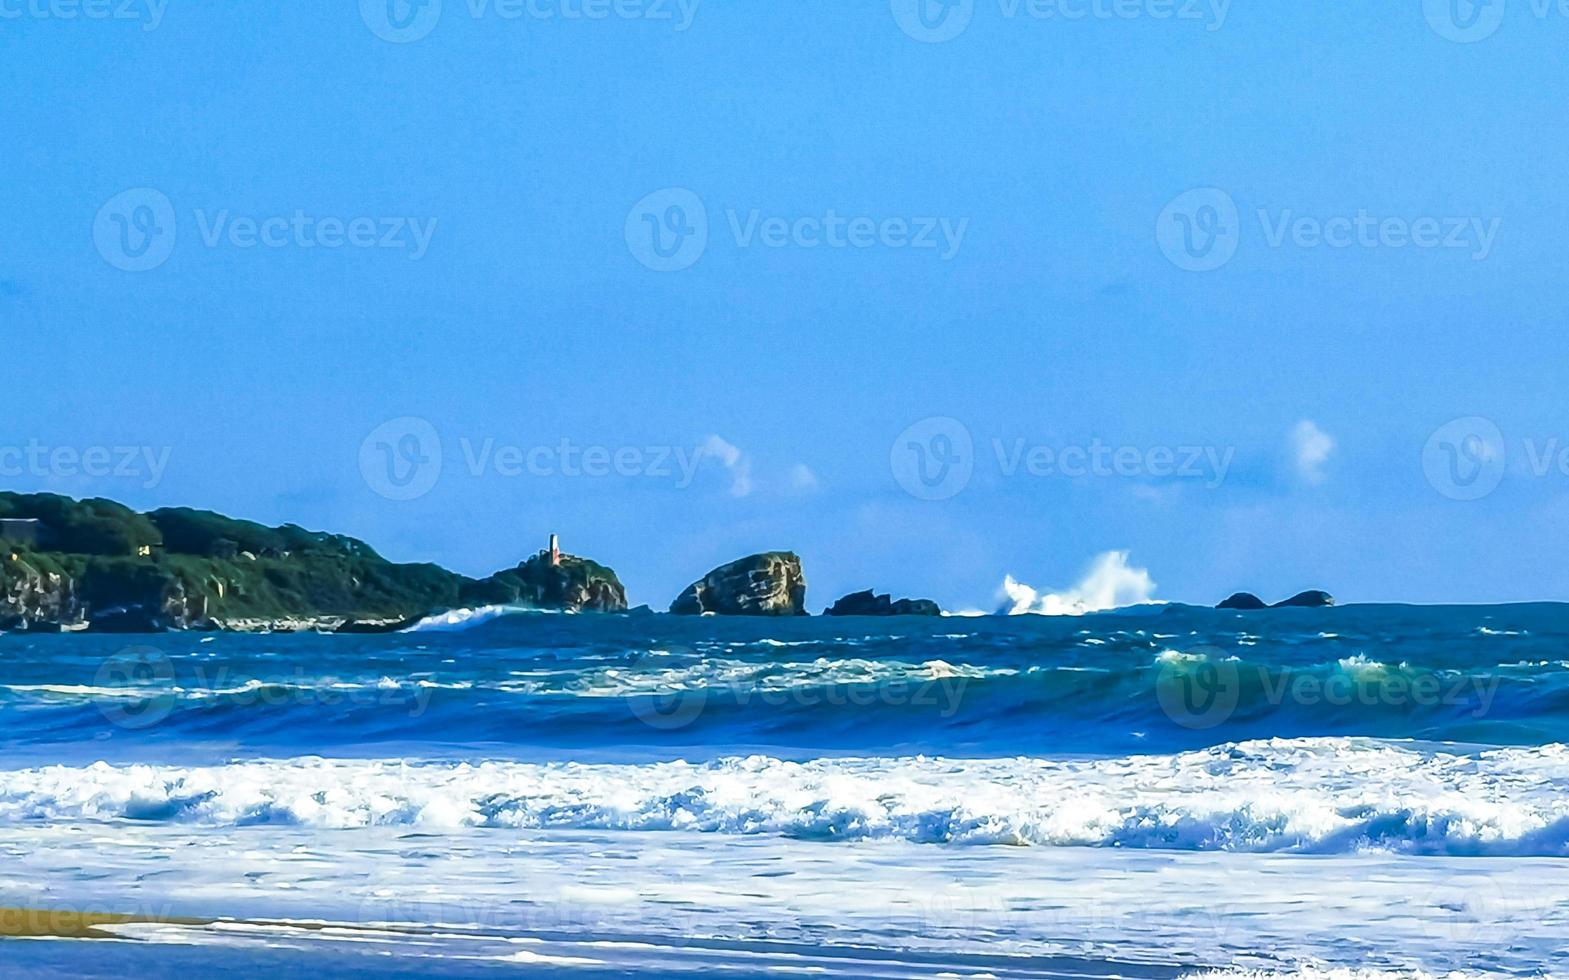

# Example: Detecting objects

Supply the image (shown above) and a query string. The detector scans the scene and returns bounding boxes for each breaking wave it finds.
[5,738,1569,853]
[1000,550,1160,616]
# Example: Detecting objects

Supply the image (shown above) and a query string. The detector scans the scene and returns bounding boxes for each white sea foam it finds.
[4,739,1568,853]
[999,551,1159,616]
[403,604,553,632]
[1181,970,1513,980]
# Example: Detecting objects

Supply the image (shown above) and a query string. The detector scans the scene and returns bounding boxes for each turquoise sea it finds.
[3,605,1568,978]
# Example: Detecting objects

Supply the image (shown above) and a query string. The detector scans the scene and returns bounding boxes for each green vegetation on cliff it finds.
[1,492,466,625]
[0,493,630,629]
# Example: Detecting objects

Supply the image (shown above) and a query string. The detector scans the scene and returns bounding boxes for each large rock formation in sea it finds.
[1218,590,1335,610]
[1274,590,1335,608]
[1217,592,1269,610]
[670,552,807,616]
[461,551,627,613]
[824,590,941,617]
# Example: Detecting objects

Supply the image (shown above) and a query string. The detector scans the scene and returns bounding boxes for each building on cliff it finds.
[0,518,53,548]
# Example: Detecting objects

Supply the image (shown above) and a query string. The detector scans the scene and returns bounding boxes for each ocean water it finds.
[2,605,1568,977]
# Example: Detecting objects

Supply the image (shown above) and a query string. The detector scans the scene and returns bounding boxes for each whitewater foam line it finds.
[0,658,1017,704]
[1180,969,1542,980]
[402,604,553,632]
[4,738,1569,853]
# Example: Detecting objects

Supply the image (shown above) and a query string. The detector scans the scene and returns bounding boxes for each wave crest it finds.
[6,738,1569,854]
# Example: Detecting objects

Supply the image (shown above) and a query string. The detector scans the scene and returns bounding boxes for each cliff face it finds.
[671,552,807,616]
[0,560,83,630]
[462,553,628,613]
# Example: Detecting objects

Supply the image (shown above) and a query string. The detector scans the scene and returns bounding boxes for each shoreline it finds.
[0,908,204,940]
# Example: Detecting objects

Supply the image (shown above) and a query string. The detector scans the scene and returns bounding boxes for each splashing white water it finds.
[999,550,1159,616]
[403,604,552,632]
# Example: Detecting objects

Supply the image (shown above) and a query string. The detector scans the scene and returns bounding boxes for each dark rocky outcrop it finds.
[671,552,807,616]
[825,589,942,617]
[461,552,627,613]
[1218,590,1336,610]
[85,606,177,634]
[1217,592,1269,611]
[1274,590,1335,609]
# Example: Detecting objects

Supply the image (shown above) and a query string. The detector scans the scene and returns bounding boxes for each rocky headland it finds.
[0,493,626,634]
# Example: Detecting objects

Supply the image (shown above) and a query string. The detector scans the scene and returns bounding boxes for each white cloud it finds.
[699,434,753,497]
[998,551,1159,616]
[1291,420,1335,484]
[788,463,820,493]
[695,437,822,499]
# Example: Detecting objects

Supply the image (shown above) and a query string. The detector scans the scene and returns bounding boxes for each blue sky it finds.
[4,1,1568,609]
